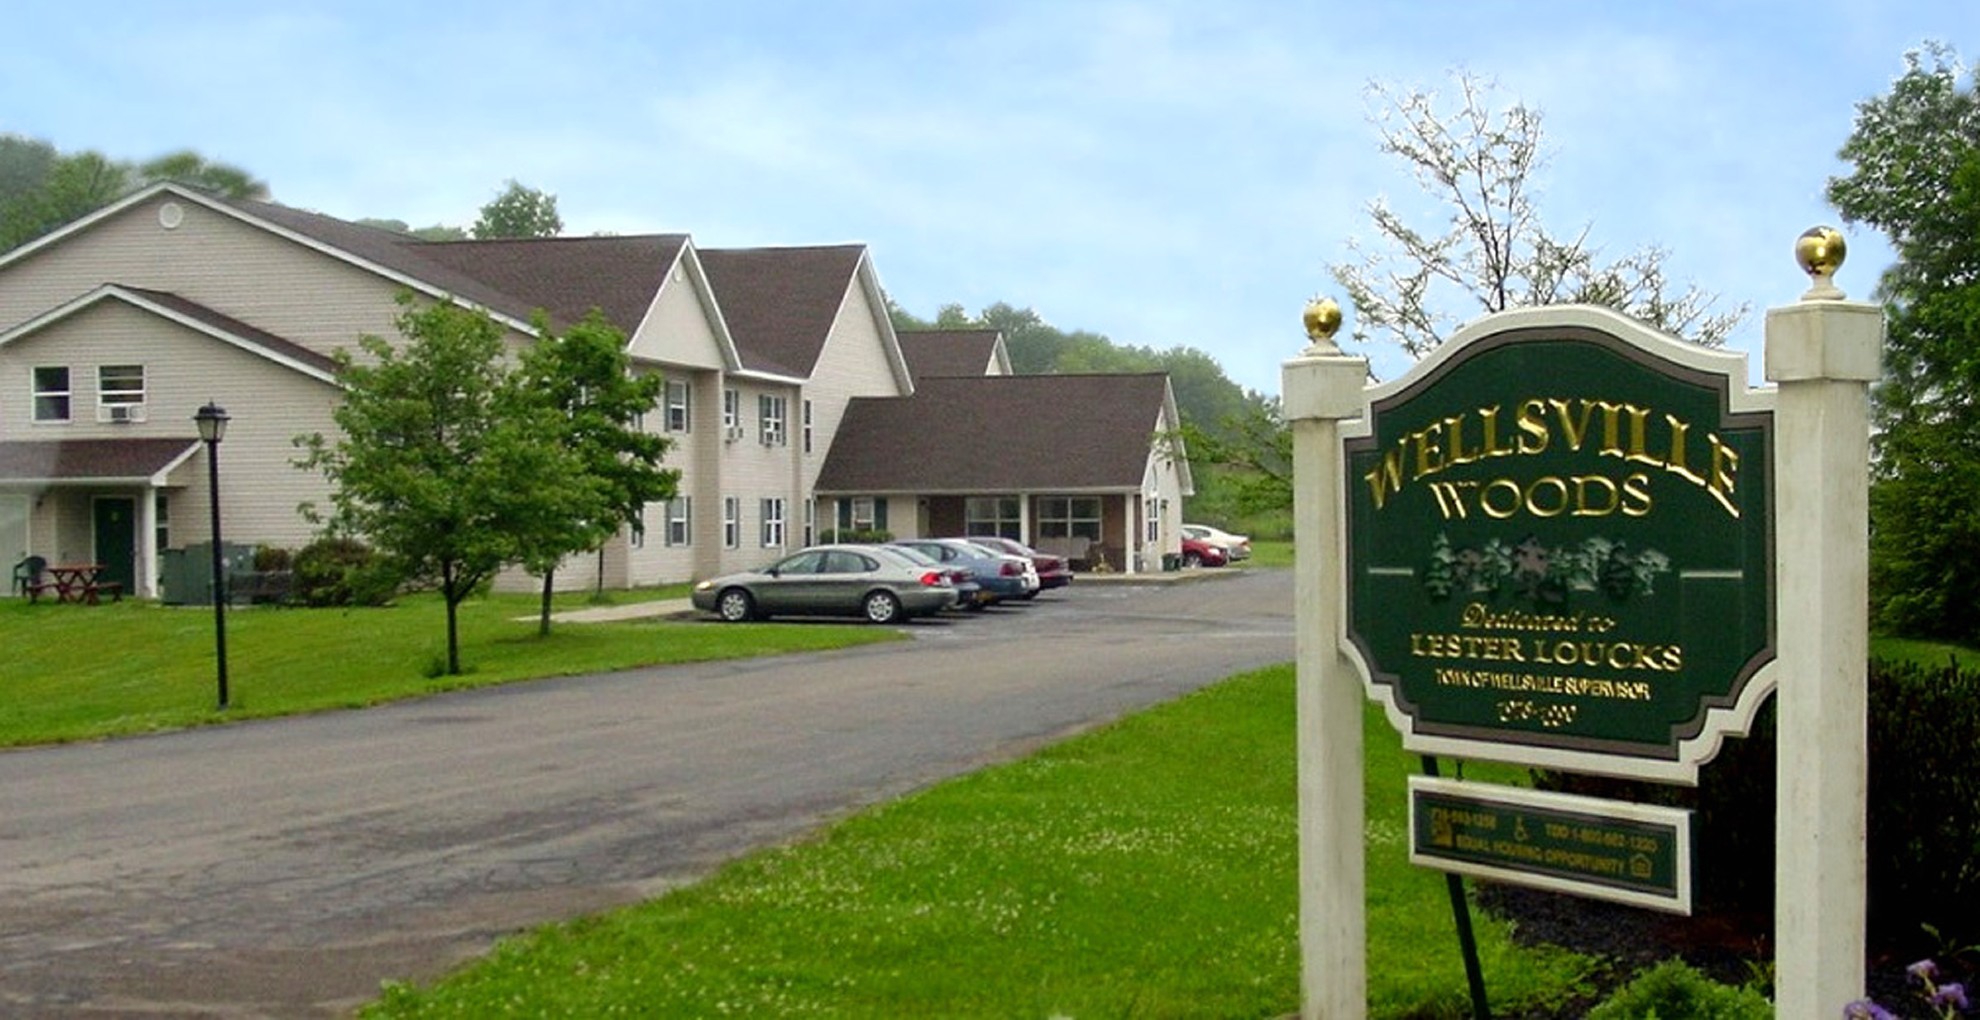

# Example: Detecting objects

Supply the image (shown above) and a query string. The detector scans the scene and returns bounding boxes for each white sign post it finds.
[1765,228,1881,1018]
[1284,298,1371,1019]
[1286,230,1880,1018]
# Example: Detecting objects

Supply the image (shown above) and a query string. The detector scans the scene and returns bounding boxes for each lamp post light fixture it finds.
[194,401,230,710]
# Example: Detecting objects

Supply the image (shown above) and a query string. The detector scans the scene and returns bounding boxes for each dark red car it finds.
[967,535,1073,594]
[1180,534,1230,568]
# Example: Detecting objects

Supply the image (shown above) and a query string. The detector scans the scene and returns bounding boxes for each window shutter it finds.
[875,498,889,530]
[838,500,851,530]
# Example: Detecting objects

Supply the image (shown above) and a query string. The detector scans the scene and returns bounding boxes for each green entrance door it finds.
[93,496,137,593]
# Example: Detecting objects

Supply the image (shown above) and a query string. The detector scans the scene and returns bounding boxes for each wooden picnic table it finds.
[29,564,123,605]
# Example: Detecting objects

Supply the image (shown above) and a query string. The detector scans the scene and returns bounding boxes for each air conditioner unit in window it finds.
[725,425,745,442]
[105,403,145,424]
[760,431,777,446]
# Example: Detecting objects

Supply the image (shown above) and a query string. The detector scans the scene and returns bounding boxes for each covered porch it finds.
[824,490,1176,574]
[1,439,201,600]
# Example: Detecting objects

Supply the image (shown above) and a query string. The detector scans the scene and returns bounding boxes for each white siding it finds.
[710,379,804,574]
[0,196,425,362]
[798,276,907,524]
[627,264,726,370]
[621,364,716,586]
[2,300,341,553]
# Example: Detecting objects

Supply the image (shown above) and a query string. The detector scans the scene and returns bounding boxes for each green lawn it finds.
[0,589,896,747]
[1248,537,1293,569]
[1869,633,1980,671]
[365,665,1599,1019]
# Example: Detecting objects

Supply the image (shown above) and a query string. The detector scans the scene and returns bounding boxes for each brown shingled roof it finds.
[897,329,1001,381]
[120,287,339,376]
[815,374,1172,493]
[228,198,692,338]
[0,439,200,483]
[223,199,537,323]
[407,235,688,335]
[698,245,866,377]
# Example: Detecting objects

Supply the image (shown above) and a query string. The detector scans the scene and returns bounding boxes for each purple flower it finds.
[1931,981,1968,1010]
[1909,958,1940,983]
[1843,999,1899,1020]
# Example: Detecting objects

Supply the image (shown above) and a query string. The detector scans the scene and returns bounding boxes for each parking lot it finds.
[0,569,1293,1018]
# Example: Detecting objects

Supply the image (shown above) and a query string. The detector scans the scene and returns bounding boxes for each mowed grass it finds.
[0,590,896,747]
[364,665,1598,1019]
[1869,633,1980,671]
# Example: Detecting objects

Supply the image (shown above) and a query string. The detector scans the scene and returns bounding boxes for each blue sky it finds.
[4,1,1974,392]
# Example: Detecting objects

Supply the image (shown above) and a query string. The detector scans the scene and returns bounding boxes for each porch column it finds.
[136,486,158,598]
[1123,494,1138,574]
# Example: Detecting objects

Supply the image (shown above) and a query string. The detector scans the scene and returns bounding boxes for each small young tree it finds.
[297,295,590,674]
[513,310,678,634]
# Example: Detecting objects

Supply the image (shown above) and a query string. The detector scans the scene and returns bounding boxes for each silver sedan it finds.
[691,544,957,624]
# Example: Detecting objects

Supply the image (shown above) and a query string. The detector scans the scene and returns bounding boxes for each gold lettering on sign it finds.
[1362,397,1742,519]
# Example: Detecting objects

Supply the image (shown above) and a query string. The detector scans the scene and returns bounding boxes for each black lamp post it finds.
[194,402,230,710]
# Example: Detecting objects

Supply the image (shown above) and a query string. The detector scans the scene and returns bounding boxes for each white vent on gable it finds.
[158,202,184,229]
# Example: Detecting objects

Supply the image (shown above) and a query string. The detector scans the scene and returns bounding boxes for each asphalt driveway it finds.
[0,569,1293,1018]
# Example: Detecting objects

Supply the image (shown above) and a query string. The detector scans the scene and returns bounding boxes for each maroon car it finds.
[1180,534,1230,568]
[966,535,1073,594]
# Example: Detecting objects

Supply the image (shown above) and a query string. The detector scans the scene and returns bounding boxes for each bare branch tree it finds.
[1332,72,1743,358]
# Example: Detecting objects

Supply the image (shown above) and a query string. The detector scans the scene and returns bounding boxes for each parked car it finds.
[964,535,1073,594]
[890,538,1039,603]
[888,543,983,610]
[1181,523,1251,561]
[691,544,955,623]
[1179,534,1231,568]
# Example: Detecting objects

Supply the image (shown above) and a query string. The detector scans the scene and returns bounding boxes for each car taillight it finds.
[1001,561,1021,576]
[919,571,946,587]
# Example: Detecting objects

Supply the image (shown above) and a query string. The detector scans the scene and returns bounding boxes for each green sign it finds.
[1409,777,1693,913]
[1343,313,1774,780]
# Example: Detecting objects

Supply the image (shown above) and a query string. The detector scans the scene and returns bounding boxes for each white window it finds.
[1038,496,1103,542]
[723,496,741,549]
[803,399,814,454]
[758,394,787,446]
[722,388,741,434]
[965,497,1023,540]
[760,497,786,547]
[850,497,877,531]
[1145,496,1162,542]
[32,367,70,423]
[666,496,692,547]
[97,365,146,422]
[665,379,692,433]
[631,504,646,548]
[803,499,815,546]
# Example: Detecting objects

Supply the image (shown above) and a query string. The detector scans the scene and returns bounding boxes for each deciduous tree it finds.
[135,149,268,200]
[513,310,678,633]
[1827,43,1980,642]
[296,296,591,674]
[473,179,562,239]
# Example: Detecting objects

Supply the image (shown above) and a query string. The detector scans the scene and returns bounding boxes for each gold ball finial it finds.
[1302,297,1342,349]
[1796,226,1847,279]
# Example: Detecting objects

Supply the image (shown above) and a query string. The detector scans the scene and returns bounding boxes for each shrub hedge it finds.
[1534,656,1980,958]
[1584,959,1773,1019]
[292,536,396,607]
